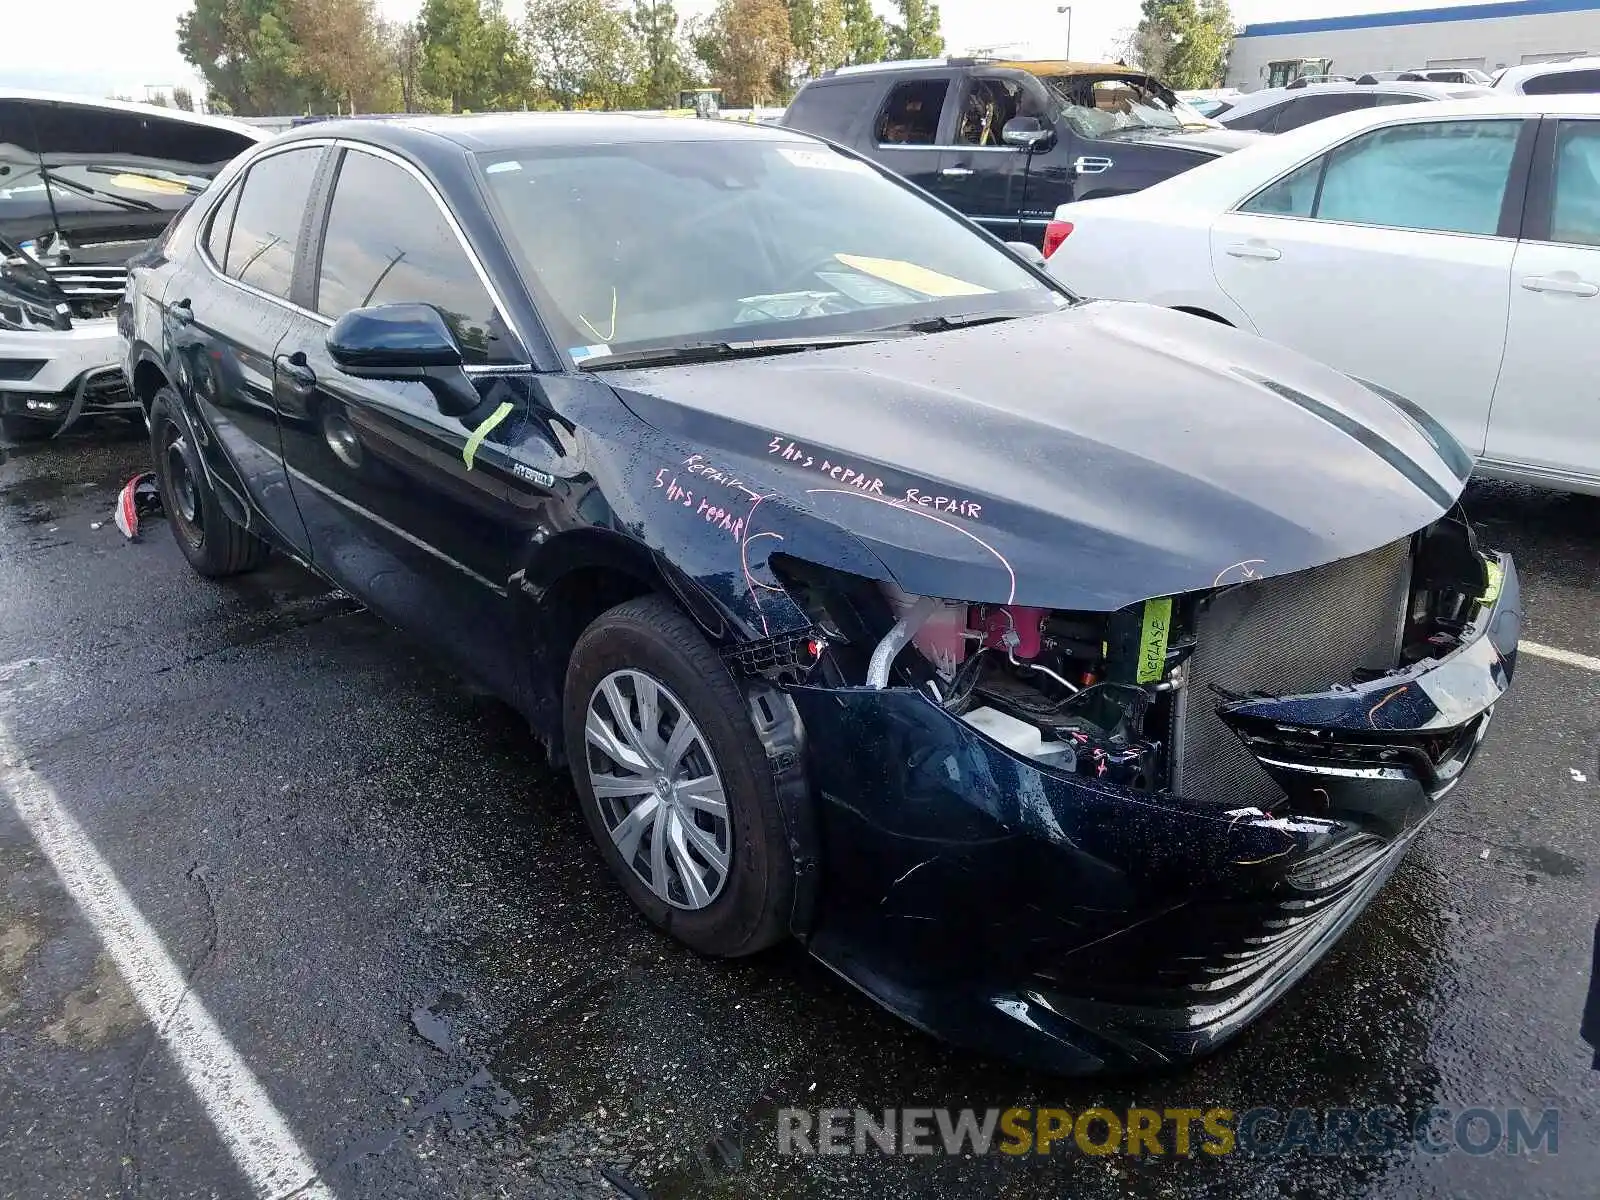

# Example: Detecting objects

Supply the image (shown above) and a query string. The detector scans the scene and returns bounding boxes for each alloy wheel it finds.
[584,669,731,910]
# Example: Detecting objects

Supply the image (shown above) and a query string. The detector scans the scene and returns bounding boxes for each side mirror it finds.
[327,303,479,418]
[1001,115,1056,154]
[1005,240,1048,268]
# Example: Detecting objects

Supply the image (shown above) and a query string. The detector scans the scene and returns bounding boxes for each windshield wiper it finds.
[575,333,906,371]
[39,171,160,212]
[872,310,1033,334]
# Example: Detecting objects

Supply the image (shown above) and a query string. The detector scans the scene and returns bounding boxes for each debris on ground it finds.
[113,472,162,541]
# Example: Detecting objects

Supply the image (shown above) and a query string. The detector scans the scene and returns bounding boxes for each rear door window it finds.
[1523,68,1600,95]
[1225,102,1285,133]
[223,147,322,299]
[1273,92,1378,132]
[1241,118,1523,236]
[875,79,950,145]
[313,148,500,362]
[1545,120,1600,246]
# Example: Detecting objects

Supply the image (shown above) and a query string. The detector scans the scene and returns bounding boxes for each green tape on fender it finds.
[462,401,514,471]
[1136,596,1173,684]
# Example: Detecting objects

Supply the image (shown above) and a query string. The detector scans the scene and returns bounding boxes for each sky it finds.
[0,0,1453,102]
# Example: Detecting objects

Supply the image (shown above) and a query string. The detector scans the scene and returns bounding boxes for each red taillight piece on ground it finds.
[1042,220,1074,258]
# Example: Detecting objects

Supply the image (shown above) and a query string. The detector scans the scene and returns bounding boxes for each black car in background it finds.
[781,59,1259,247]
[120,113,1519,1075]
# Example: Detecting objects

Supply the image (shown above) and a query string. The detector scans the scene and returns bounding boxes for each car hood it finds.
[0,94,260,259]
[1106,126,1264,156]
[607,302,1468,611]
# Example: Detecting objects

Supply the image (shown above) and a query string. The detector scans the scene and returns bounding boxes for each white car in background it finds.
[1044,95,1600,496]
[1494,57,1600,95]
[1,91,261,440]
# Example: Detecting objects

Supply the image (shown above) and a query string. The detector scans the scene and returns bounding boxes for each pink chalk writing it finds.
[766,436,884,494]
[653,467,747,539]
[653,468,695,505]
[903,488,982,521]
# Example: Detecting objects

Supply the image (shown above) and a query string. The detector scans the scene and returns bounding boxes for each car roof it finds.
[0,88,264,140]
[1093,92,1600,213]
[272,111,816,154]
[817,57,1155,81]
[1494,56,1600,87]
[1221,80,1487,118]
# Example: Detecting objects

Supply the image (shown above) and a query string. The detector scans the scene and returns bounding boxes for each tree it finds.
[630,1,685,108]
[787,0,847,80]
[413,0,532,112]
[525,0,640,109]
[383,18,435,110]
[478,1,535,108]
[178,0,320,116]
[172,85,197,110]
[1125,0,1232,88]
[840,0,885,65]
[290,0,396,113]
[694,0,791,107]
[885,0,941,61]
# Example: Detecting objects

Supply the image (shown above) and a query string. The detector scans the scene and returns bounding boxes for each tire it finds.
[148,386,270,577]
[0,412,55,443]
[564,595,795,958]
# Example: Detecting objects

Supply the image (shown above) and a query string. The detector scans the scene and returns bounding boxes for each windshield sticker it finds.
[485,160,522,174]
[832,254,994,298]
[568,344,612,362]
[777,147,870,173]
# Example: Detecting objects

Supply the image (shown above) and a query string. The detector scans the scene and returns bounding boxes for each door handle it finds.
[940,166,975,178]
[273,352,316,392]
[169,298,194,325]
[1520,274,1599,297]
[1225,242,1282,261]
[1072,156,1113,174]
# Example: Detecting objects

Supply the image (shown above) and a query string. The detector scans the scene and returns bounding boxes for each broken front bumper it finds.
[786,555,1519,1075]
[0,319,134,433]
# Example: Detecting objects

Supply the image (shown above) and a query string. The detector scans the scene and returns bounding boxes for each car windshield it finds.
[1040,74,1195,136]
[0,151,218,220]
[477,137,1066,360]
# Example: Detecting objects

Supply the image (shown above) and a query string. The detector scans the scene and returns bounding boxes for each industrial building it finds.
[1226,0,1600,89]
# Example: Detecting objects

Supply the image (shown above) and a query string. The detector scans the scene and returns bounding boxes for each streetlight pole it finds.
[1056,6,1073,61]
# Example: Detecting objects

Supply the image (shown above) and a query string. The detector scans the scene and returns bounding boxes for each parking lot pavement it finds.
[0,424,1596,1200]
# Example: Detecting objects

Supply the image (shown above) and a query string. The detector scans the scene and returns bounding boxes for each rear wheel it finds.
[148,387,270,577]
[563,595,794,957]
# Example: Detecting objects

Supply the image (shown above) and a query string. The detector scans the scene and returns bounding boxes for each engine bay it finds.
[767,508,1496,799]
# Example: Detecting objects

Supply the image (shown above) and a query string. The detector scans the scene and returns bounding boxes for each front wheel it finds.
[563,595,795,957]
[148,387,270,577]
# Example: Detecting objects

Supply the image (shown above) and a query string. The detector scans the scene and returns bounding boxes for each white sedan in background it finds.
[1044,94,1600,496]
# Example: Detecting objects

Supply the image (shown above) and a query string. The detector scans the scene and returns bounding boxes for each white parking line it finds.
[0,723,331,1200]
[1521,641,1600,673]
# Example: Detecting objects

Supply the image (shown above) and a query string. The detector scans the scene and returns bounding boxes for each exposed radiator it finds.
[45,263,126,320]
[1174,537,1412,808]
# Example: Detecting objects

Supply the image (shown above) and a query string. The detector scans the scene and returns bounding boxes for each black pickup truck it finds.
[781,58,1259,247]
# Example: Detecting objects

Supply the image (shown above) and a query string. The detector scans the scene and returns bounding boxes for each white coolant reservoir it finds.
[960,707,1077,771]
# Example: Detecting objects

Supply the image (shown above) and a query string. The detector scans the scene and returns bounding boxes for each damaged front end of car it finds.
[756,508,1518,1074]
